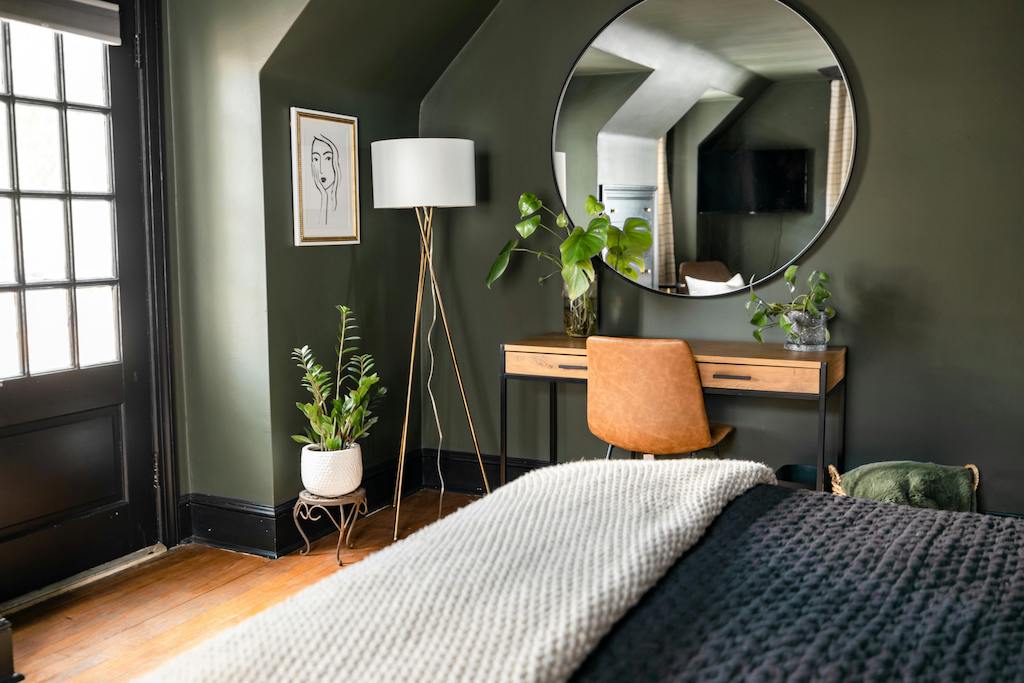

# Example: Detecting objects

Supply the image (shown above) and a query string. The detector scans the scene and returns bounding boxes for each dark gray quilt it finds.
[573,485,1024,682]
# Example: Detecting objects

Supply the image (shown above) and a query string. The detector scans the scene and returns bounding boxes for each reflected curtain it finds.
[656,136,676,287]
[826,80,854,215]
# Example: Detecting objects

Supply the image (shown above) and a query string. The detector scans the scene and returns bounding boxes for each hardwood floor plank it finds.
[10,490,474,682]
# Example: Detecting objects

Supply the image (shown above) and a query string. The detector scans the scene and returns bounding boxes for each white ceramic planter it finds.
[300,443,362,497]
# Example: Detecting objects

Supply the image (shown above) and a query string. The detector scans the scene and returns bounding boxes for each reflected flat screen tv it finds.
[698,149,809,213]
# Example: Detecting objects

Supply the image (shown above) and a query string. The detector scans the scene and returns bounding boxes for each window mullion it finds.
[56,33,80,371]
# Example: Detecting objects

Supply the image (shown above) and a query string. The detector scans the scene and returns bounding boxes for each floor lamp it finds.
[370,138,490,540]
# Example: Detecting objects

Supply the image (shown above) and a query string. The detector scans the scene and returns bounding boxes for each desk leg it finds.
[500,372,508,487]
[1,617,23,683]
[549,382,558,466]
[838,379,847,473]
[816,364,828,492]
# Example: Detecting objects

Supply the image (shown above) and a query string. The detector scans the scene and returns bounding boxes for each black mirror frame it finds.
[549,0,858,299]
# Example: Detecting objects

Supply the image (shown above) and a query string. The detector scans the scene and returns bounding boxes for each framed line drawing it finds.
[290,107,360,245]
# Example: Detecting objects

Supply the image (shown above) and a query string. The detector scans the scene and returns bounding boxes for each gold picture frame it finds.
[290,107,360,246]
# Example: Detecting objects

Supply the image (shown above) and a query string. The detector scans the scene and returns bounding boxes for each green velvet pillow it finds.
[829,461,979,512]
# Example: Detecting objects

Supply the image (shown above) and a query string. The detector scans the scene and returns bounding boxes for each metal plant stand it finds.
[292,488,367,566]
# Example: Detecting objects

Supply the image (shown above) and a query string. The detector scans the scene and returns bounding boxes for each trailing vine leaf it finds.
[486,239,518,288]
[556,211,569,229]
[584,194,605,217]
[518,192,542,217]
[516,215,541,238]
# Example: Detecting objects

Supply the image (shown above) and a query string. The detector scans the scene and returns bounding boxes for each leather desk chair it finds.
[586,336,733,459]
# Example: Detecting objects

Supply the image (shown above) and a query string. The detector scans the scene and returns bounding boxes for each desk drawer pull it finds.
[558,364,588,371]
[713,373,752,381]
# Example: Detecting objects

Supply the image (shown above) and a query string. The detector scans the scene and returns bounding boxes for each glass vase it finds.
[562,279,598,338]
[783,311,828,352]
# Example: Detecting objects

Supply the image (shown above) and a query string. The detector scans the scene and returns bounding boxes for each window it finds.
[0,21,119,379]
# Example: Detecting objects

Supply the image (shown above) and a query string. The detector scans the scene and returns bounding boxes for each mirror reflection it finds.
[553,0,855,296]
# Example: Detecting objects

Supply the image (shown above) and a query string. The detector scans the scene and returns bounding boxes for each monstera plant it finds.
[486,192,652,337]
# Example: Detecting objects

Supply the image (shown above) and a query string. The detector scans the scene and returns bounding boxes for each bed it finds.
[140,460,1024,682]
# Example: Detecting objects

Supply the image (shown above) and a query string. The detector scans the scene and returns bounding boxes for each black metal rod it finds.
[499,347,508,486]
[0,617,24,683]
[816,363,828,492]
[549,381,557,466]
[712,373,752,381]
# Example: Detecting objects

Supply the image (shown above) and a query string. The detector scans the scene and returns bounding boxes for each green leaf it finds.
[560,261,592,301]
[560,225,604,265]
[291,434,314,445]
[584,195,604,217]
[784,264,799,284]
[518,192,542,217]
[750,310,769,327]
[556,211,569,229]
[753,328,764,343]
[486,239,518,288]
[824,306,836,319]
[515,215,541,238]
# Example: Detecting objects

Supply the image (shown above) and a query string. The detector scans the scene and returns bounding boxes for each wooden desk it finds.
[499,334,847,491]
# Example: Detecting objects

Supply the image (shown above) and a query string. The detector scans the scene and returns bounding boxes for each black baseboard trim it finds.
[179,456,414,558]
[418,448,546,494]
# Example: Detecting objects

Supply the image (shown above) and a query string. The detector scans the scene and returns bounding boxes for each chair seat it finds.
[708,423,734,448]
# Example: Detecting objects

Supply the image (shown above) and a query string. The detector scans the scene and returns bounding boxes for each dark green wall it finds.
[259,0,499,504]
[420,0,1024,514]
[164,0,310,504]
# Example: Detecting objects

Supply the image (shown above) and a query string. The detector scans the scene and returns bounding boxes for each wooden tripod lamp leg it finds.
[417,208,491,495]
[392,209,429,541]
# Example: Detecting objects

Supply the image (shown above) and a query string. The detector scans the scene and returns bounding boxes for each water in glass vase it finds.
[562,279,597,338]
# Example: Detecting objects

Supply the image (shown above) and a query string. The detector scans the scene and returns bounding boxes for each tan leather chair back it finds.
[586,336,712,455]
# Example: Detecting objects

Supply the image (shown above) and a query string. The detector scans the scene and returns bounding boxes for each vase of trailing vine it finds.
[486,192,652,338]
[747,265,836,352]
[563,278,598,337]
[292,305,387,496]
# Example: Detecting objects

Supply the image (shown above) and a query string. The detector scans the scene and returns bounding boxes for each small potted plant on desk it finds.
[292,305,387,497]
[747,265,836,351]
[486,193,652,337]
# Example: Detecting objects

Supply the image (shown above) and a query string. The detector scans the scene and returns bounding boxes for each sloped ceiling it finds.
[262,0,500,99]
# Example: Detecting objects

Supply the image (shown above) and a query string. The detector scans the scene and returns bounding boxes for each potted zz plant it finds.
[292,305,386,497]
[747,265,836,351]
[486,193,652,337]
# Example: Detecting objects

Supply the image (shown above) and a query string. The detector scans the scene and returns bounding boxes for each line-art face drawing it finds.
[310,134,341,225]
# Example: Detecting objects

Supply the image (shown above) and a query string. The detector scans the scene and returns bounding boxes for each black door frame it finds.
[133,0,179,548]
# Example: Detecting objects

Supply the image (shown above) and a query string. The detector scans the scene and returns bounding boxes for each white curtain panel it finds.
[826,80,854,216]
[656,136,677,287]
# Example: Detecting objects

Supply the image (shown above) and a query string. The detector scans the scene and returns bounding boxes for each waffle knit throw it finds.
[139,459,775,682]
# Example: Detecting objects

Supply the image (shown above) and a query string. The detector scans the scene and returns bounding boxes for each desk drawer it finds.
[505,351,588,379]
[698,362,819,394]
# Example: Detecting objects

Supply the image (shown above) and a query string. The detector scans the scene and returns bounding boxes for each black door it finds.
[0,5,160,602]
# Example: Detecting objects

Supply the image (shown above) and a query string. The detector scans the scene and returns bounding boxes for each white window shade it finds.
[0,0,120,45]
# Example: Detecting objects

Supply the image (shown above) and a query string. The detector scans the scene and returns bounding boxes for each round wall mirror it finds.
[553,0,855,297]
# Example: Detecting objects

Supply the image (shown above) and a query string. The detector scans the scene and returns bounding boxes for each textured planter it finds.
[300,443,362,497]
[784,311,828,352]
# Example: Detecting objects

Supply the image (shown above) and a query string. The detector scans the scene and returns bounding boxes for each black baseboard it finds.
[176,450,539,558]
[418,448,546,494]
[179,456,413,558]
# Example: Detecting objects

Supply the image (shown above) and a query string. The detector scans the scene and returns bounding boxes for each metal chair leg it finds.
[605,443,614,460]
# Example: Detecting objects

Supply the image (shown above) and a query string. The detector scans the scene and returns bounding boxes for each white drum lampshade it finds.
[371,138,476,209]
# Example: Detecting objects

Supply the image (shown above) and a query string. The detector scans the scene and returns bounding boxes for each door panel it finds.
[0,2,158,603]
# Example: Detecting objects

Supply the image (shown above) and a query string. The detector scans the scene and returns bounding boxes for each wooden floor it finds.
[10,489,475,682]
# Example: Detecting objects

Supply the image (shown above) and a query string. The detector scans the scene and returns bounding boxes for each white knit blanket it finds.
[139,459,774,682]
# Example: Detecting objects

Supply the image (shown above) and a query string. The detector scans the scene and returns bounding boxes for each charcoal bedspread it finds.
[574,485,1024,682]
